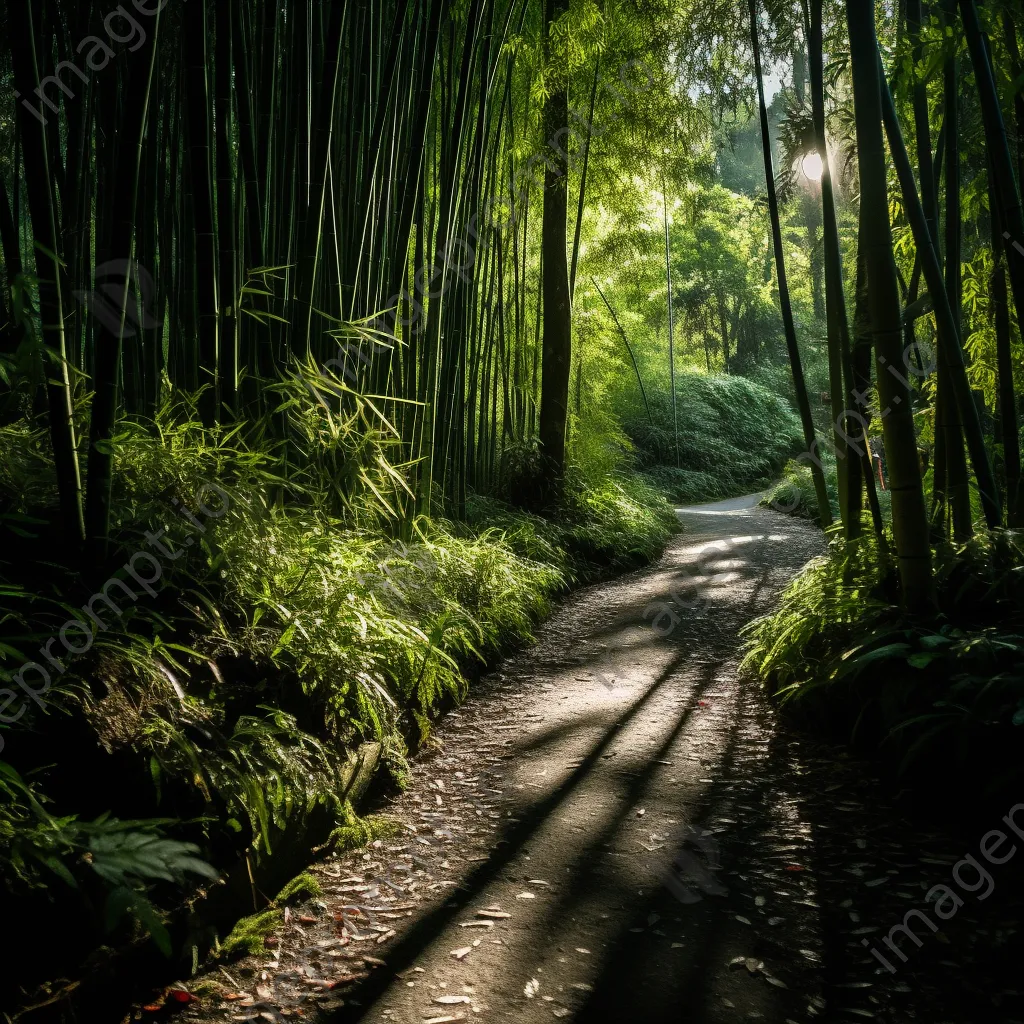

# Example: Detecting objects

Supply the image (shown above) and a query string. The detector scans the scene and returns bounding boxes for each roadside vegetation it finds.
[743,529,1024,807]
[0,386,678,999]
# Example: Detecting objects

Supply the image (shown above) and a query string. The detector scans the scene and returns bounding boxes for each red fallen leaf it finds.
[142,1005,163,1013]
[297,915,318,924]
[265,937,279,946]
[167,990,197,1004]
[784,865,805,872]
[697,700,709,707]
[222,993,246,1001]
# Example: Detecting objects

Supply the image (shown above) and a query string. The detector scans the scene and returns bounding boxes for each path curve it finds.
[179,498,1022,1024]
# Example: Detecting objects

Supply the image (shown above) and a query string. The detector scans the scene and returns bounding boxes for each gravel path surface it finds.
[175,497,1024,1024]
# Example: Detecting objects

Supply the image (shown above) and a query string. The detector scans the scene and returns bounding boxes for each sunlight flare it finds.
[801,151,824,181]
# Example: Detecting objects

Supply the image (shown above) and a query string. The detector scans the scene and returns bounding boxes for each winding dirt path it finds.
[179,498,1023,1024]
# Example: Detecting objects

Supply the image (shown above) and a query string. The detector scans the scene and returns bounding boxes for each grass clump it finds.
[217,872,325,960]
[276,871,323,904]
[560,473,681,572]
[760,459,836,519]
[195,492,566,750]
[218,908,282,959]
[326,802,400,853]
[467,472,679,580]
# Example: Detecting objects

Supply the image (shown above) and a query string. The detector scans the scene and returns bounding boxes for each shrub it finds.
[626,372,803,502]
[741,529,1024,803]
[760,454,892,523]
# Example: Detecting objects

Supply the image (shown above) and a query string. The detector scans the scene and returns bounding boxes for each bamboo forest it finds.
[2,0,1024,1019]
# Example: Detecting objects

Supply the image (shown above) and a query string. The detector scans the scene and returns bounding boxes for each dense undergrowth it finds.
[760,453,893,522]
[625,372,804,504]
[750,427,1022,808]
[0,384,678,1006]
[742,527,1024,807]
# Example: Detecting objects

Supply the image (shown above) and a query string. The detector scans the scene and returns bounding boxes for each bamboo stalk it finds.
[879,61,1002,529]
[750,0,832,529]
[849,0,933,609]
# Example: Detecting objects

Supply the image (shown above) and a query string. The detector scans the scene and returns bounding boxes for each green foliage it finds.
[628,372,803,502]
[9,388,576,760]
[761,456,840,520]
[0,761,215,891]
[741,533,890,689]
[742,530,1024,798]
[275,871,324,904]
[962,246,1024,409]
[143,709,350,857]
[218,908,282,959]
[326,802,401,853]
[468,470,680,578]
[578,181,799,380]
[0,422,58,514]
[88,825,218,889]
[198,495,565,743]
[0,380,678,985]
[560,473,680,567]
[762,455,892,522]
[0,760,215,956]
